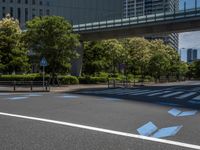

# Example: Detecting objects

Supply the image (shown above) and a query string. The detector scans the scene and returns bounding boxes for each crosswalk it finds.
[79,88,200,104]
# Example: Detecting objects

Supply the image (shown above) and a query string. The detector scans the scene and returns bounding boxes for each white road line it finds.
[129,90,151,95]
[176,92,197,99]
[148,91,171,96]
[160,92,183,98]
[192,95,200,101]
[131,90,163,96]
[116,90,145,95]
[0,112,200,150]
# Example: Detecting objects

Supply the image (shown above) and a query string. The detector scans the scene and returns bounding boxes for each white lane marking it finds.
[176,92,197,99]
[129,90,151,95]
[0,112,200,150]
[148,91,171,96]
[160,92,183,98]
[131,90,163,96]
[192,95,200,101]
[116,90,145,95]
[98,89,129,94]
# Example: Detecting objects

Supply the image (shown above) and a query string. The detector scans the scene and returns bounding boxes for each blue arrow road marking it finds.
[168,108,198,117]
[168,108,182,117]
[178,111,198,117]
[152,126,183,139]
[25,94,42,97]
[137,122,158,136]
[8,97,29,100]
[59,95,79,99]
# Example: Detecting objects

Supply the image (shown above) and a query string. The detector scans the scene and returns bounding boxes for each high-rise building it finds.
[0,0,123,28]
[123,0,179,50]
[187,48,198,63]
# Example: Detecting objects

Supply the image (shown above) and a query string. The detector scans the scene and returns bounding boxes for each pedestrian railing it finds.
[0,81,50,92]
[73,8,200,33]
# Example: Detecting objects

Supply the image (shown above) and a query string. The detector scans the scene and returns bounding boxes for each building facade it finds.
[123,0,179,50]
[0,0,123,28]
[187,48,198,63]
[179,48,200,63]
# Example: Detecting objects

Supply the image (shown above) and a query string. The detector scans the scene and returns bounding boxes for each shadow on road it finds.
[71,84,200,110]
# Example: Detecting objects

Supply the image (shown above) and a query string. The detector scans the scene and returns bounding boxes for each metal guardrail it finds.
[73,8,200,32]
[0,81,50,92]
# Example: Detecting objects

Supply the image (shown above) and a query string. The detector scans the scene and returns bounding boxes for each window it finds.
[39,0,42,5]
[39,9,43,16]
[25,0,28,4]
[2,0,6,2]
[17,8,21,22]
[10,7,13,17]
[2,7,6,17]
[32,0,35,5]
[10,0,13,3]
[46,9,50,15]
[25,8,28,21]
[17,0,21,3]
[32,8,36,18]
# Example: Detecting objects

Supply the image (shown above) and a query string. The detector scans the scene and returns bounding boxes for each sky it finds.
[179,0,200,49]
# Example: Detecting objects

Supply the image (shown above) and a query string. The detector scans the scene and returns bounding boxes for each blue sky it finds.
[179,0,200,49]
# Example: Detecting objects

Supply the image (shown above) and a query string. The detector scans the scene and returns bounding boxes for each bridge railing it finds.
[73,8,200,32]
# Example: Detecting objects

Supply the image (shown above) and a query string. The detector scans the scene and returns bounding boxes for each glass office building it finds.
[123,0,179,50]
[0,0,123,28]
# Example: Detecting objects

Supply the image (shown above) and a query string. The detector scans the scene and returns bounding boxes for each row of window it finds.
[1,0,50,6]
[2,6,50,22]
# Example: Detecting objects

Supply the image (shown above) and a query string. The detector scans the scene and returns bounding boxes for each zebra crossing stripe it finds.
[160,92,183,98]
[148,91,171,96]
[131,90,162,96]
[176,92,196,99]
[98,89,124,94]
[192,95,200,101]
[116,89,143,95]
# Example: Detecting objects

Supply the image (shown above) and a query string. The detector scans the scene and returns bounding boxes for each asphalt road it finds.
[0,81,200,150]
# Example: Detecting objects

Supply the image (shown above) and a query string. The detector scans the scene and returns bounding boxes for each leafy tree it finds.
[122,38,151,81]
[102,39,126,76]
[0,14,29,74]
[177,61,188,80]
[82,41,109,75]
[148,40,171,81]
[189,61,200,78]
[23,16,80,83]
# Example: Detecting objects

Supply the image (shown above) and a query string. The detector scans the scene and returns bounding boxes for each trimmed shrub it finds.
[58,76,79,85]
[79,76,108,84]
[0,74,79,85]
[0,74,48,81]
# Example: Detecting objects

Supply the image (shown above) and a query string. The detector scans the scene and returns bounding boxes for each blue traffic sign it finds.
[40,57,48,67]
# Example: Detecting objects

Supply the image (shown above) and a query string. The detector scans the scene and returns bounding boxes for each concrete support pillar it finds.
[71,41,84,77]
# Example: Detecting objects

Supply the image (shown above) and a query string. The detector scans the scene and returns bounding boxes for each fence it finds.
[0,81,50,92]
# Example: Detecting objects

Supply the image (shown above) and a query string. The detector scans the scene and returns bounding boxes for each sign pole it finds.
[43,65,45,90]
[40,56,48,91]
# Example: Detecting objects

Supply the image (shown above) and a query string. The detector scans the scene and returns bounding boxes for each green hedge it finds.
[58,76,79,84]
[0,74,48,81]
[0,74,79,85]
[79,76,108,84]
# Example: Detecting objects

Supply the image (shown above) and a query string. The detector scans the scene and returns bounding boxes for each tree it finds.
[0,14,29,74]
[122,38,151,82]
[82,41,109,75]
[149,40,171,82]
[23,16,80,83]
[102,39,126,76]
